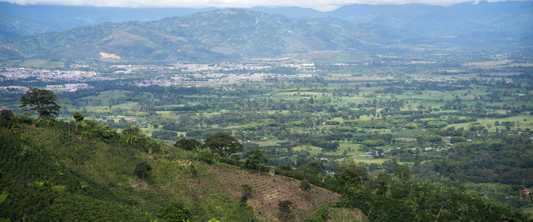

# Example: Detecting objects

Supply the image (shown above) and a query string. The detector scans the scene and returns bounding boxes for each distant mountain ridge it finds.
[0,1,531,60]
[0,9,386,61]
[0,1,531,41]
[0,14,53,42]
[325,1,533,39]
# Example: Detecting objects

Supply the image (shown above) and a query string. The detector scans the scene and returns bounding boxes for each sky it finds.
[2,0,516,11]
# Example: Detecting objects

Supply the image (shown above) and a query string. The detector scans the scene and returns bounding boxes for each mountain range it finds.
[0,9,391,61]
[0,1,531,61]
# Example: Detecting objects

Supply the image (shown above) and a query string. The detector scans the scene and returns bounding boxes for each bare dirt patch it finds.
[212,167,341,222]
[99,52,121,60]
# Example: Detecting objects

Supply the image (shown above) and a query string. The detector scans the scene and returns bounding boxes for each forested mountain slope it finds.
[0,9,385,61]
[0,14,53,43]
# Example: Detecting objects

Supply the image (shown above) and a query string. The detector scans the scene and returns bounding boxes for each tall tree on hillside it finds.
[338,167,367,186]
[299,180,311,199]
[73,112,84,133]
[245,150,268,175]
[134,162,152,182]
[0,109,14,120]
[297,161,323,177]
[394,165,412,186]
[278,200,293,221]
[20,88,61,120]
[203,133,243,158]
[174,138,201,151]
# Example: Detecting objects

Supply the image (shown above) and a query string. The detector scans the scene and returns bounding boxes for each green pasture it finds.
[337,156,390,164]
[81,90,133,100]
[250,140,286,147]
[19,59,65,68]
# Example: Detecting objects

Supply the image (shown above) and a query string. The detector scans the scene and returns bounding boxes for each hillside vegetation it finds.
[1,112,531,221]
[0,116,366,221]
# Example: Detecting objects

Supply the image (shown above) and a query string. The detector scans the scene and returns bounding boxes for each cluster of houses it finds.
[365,151,386,155]
[0,83,91,93]
[45,83,91,92]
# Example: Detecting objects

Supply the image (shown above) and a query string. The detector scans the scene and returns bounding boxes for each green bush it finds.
[200,150,216,165]
[306,204,329,222]
[156,202,192,222]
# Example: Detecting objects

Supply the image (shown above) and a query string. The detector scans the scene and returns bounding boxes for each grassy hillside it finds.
[0,117,362,222]
[0,9,387,61]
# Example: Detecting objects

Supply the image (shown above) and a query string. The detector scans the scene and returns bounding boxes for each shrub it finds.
[200,151,216,165]
[133,162,152,181]
[0,109,14,120]
[155,202,192,222]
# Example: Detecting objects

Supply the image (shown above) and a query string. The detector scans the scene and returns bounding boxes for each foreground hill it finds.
[0,9,386,61]
[0,117,366,221]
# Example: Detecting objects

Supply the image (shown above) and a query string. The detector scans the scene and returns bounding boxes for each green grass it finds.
[328,207,369,222]
[19,59,64,68]
[291,51,368,63]
[18,124,256,221]
[335,156,390,164]
[521,207,533,218]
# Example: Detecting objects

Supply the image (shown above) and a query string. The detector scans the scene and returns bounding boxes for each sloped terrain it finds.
[213,167,344,221]
[0,9,386,61]
[0,14,53,42]
[0,118,359,221]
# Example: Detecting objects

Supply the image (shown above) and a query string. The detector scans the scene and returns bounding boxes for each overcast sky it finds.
[3,0,517,11]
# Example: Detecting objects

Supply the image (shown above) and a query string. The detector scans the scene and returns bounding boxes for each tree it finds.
[0,109,14,120]
[242,184,252,196]
[245,150,268,175]
[19,88,61,120]
[376,173,392,195]
[200,150,216,165]
[299,180,311,199]
[394,165,411,185]
[203,133,243,158]
[156,202,192,222]
[468,123,485,132]
[229,154,240,168]
[278,200,293,221]
[73,112,84,133]
[134,162,152,182]
[174,138,201,151]
[338,167,367,186]
[297,161,323,176]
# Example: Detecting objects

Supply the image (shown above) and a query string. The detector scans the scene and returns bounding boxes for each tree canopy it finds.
[134,162,152,181]
[155,202,192,222]
[203,133,243,158]
[174,138,201,151]
[338,167,367,186]
[297,161,323,177]
[19,88,61,120]
[244,150,268,170]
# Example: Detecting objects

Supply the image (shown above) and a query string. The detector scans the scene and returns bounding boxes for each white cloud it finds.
[4,0,517,11]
